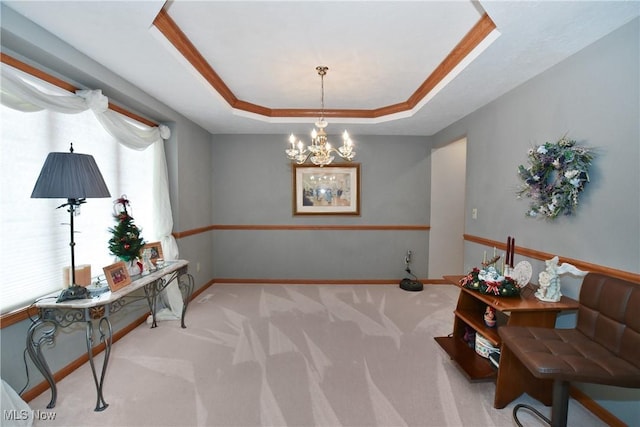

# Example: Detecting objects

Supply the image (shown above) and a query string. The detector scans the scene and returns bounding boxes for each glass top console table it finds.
[25,260,194,411]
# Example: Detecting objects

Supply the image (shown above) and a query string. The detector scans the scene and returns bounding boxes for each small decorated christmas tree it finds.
[108,195,145,262]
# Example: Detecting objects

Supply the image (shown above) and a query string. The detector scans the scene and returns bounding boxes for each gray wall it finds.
[167,122,214,284]
[432,17,640,425]
[434,17,639,276]
[210,134,431,280]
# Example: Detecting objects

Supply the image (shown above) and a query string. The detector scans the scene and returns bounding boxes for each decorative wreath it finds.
[460,268,521,297]
[517,137,594,219]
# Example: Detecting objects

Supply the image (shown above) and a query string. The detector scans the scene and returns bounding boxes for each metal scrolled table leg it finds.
[178,273,195,328]
[86,316,112,411]
[25,319,58,408]
[151,277,164,329]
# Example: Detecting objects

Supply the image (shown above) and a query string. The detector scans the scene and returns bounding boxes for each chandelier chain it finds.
[317,66,327,121]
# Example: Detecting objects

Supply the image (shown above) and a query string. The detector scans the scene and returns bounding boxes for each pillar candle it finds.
[510,239,515,267]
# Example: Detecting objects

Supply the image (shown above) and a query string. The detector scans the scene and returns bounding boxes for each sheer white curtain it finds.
[0,64,181,316]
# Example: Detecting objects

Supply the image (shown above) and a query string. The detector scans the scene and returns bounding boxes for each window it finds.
[0,104,155,314]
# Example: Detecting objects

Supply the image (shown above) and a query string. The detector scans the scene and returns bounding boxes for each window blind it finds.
[0,105,154,314]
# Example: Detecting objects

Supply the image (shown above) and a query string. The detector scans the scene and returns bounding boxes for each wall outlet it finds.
[196,262,201,272]
[472,208,478,219]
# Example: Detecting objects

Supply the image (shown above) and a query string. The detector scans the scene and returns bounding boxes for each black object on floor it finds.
[400,278,423,292]
[400,254,423,292]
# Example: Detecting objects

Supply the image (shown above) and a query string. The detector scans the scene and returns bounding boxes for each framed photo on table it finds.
[293,163,361,215]
[103,261,131,292]
[143,241,163,265]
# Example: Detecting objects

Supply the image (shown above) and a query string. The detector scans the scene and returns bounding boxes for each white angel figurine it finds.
[535,256,587,302]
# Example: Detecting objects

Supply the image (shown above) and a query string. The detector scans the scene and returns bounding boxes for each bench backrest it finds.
[577,272,640,369]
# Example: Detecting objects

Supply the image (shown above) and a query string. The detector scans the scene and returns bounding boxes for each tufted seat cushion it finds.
[498,326,640,387]
[500,272,640,387]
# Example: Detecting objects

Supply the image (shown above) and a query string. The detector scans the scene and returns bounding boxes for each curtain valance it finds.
[1,66,170,149]
[0,63,179,263]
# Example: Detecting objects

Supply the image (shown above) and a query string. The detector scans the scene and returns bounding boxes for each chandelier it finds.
[285,66,355,167]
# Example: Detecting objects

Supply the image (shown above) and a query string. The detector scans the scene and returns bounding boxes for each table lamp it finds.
[31,143,111,298]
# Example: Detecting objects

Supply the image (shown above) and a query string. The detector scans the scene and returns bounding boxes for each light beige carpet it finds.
[28,284,605,426]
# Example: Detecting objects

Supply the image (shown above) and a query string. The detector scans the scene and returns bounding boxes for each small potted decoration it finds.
[484,306,496,327]
[108,195,145,275]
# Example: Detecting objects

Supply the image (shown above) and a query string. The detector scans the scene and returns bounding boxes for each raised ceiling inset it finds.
[153,8,496,120]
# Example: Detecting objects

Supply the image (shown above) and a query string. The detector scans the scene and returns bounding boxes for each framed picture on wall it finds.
[293,163,360,215]
[103,261,132,292]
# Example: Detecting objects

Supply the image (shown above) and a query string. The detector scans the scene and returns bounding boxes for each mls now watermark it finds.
[4,409,57,421]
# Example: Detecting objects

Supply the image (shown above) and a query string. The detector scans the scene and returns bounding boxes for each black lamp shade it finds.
[31,152,111,199]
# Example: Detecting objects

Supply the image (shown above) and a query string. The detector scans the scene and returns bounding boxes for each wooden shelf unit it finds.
[435,275,579,407]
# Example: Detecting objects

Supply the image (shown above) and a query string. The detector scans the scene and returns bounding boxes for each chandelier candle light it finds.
[286,66,355,166]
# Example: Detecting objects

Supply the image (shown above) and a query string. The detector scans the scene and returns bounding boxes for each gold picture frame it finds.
[103,261,131,292]
[293,163,361,215]
[143,241,164,265]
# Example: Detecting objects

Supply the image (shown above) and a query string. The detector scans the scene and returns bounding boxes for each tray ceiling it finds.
[2,1,639,136]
